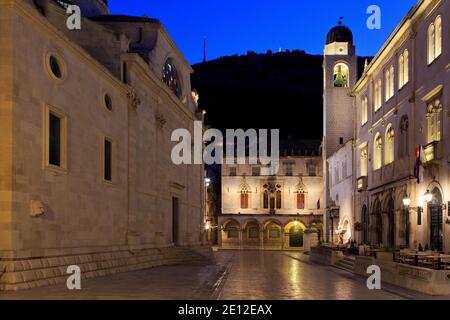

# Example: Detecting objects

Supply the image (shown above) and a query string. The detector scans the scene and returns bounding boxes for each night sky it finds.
[109,0,417,64]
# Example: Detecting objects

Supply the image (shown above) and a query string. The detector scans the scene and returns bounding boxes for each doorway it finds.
[289,226,304,247]
[429,188,443,251]
[172,197,180,245]
[387,198,395,247]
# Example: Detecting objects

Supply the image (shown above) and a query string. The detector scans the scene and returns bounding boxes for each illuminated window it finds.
[360,144,368,177]
[373,133,382,170]
[361,96,368,126]
[374,80,382,111]
[398,49,409,89]
[162,59,182,98]
[384,124,394,165]
[385,66,394,101]
[428,16,442,64]
[427,99,442,143]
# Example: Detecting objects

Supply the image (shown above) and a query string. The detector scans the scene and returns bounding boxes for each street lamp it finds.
[403,196,411,207]
[423,190,433,203]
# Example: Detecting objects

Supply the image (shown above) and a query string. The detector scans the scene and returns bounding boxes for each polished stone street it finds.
[0,251,446,300]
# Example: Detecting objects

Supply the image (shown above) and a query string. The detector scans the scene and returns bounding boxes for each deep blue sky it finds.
[109,0,417,64]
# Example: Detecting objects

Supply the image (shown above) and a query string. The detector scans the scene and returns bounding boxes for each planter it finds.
[358,245,369,256]
[375,251,395,262]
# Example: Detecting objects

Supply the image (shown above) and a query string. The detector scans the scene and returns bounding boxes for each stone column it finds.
[238,228,243,250]
[126,90,141,250]
[260,229,264,250]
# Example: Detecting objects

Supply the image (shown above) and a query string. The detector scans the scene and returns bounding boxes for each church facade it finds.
[323,0,449,252]
[0,0,208,291]
[219,140,324,251]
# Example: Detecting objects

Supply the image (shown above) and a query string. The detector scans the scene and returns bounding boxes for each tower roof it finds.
[326,25,353,45]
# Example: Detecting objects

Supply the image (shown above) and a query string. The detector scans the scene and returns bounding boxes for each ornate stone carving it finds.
[30,200,45,217]
[155,112,167,128]
[127,90,141,109]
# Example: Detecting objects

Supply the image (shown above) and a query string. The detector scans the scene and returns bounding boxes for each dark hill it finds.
[191,51,371,140]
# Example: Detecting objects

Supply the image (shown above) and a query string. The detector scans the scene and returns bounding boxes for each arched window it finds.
[435,16,442,58]
[162,59,182,98]
[385,68,390,101]
[427,99,442,143]
[359,144,368,177]
[333,63,349,88]
[372,199,383,245]
[398,54,404,88]
[385,124,394,165]
[240,184,250,209]
[362,205,370,243]
[374,79,382,111]
[262,183,281,210]
[400,115,409,158]
[373,133,382,170]
[428,23,436,64]
[297,193,305,210]
[428,16,442,64]
[361,96,368,126]
[263,190,269,209]
[403,49,409,85]
[276,190,282,209]
[398,50,408,89]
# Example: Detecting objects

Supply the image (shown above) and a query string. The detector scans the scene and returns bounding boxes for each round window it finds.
[49,55,63,79]
[104,94,113,111]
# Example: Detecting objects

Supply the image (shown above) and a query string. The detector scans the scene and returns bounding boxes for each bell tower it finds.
[323,20,357,158]
[322,20,357,241]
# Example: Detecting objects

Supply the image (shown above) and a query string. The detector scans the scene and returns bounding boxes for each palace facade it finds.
[323,0,449,252]
[219,140,324,251]
[0,0,208,291]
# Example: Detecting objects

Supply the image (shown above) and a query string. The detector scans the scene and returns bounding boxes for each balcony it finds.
[356,176,367,192]
[423,141,440,164]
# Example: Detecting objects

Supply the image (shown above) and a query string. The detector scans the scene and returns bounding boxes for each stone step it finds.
[0,245,213,291]
[334,256,355,271]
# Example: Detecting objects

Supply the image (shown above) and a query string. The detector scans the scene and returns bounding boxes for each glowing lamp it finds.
[423,190,433,203]
[402,197,411,207]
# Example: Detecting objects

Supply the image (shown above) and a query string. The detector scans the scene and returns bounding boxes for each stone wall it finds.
[355,256,450,296]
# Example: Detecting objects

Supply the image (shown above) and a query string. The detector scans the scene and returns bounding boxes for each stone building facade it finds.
[0,0,209,291]
[324,0,449,252]
[219,140,324,251]
[327,140,354,245]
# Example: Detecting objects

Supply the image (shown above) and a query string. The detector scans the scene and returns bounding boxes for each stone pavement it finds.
[0,251,448,300]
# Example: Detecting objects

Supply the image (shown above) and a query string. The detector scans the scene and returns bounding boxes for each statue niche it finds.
[333,63,349,88]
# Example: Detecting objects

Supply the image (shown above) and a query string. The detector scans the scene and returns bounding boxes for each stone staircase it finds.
[0,245,214,291]
[164,246,215,265]
[334,255,356,272]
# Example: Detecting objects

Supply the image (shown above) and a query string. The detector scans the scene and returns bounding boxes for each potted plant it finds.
[376,245,396,261]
